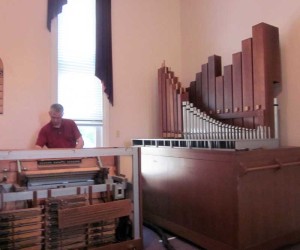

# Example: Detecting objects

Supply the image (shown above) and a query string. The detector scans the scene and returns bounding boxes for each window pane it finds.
[57,0,103,121]
[78,125,103,148]
[57,0,103,147]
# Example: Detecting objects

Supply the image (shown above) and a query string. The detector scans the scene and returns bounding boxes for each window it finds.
[57,0,103,147]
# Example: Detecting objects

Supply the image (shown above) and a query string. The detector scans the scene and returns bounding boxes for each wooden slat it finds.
[189,81,196,106]
[223,65,233,124]
[161,68,173,138]
[58,199,131,229]
[173,82,180,138]
[195,72,202,109]
[253,23,281,136]
[242,38,254,128]
[22,166,99,177]
[216,76,224,114]
[166,78,177,138]
[232,52,243,127]
[208,55,222,115]
[158,66,168,137]
[201,63,209,112]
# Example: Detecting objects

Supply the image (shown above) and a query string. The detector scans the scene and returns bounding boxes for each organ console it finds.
[0,148,142,250]
[134,23,300,250]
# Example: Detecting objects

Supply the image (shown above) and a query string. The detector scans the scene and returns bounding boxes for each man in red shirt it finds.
[35,104,84,149]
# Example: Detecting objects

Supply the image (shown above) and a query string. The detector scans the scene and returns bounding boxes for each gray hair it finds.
[50,103,64,113]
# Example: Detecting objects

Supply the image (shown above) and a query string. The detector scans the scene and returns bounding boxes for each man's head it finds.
[49,103,64,128]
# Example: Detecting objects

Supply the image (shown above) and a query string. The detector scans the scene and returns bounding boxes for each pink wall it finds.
[0,0,299,149]
[107,0,181,146]
[0,0,53,149]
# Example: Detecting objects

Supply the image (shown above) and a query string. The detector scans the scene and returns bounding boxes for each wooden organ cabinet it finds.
[133,23,300,249]
[0,147,142,250]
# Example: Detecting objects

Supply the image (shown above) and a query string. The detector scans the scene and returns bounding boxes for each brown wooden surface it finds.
[208,55,222,114]
[201,63,209,113]
[168,78,178,137]
[141,147,300,250]
[58,198,131,229]
[232,52,243,127]
[223,65,233,114]
[158,66,166,137]
[216,76,224,114]
[242,38,254,128]
[173,83,180,137]
[189,80,196,106]
[253,23,281,137]
[195,72,202,109]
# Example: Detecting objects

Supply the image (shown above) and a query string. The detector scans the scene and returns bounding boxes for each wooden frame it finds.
[0,147,142,250]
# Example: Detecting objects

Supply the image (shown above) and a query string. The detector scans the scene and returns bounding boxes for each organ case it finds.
[134,23,300,249]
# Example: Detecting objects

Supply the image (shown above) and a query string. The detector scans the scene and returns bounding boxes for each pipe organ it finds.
[0,148,142,250]
[155,22,281,150]
[134,23,300,250]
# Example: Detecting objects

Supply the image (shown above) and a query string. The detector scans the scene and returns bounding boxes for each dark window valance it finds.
[95,0,113,105]
[47,0,67,31]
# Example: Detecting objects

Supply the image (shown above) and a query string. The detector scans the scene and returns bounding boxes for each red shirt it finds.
[36,119,81,148]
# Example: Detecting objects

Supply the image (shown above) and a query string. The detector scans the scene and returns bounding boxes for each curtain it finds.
[95,0,113,105]
[47,0,68,31]
[47,0,113,105]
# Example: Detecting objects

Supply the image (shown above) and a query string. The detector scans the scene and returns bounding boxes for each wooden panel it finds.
[58,199,131,229]
[142,147,238,248]
[166,77,172,137]
[223,65,233,125]
[232,52,243,127]
[158,67,174,138]
[158,66,167,137]
[242,38,254,128]
[253,23,281,136]
[173,82,181,138]
[195,72,202,109]
[208,55,222,114]
[141,147,300,250]
[189,81,196,106]
[201,63,209,112]
[216,76,224,114]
